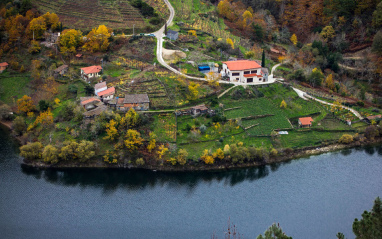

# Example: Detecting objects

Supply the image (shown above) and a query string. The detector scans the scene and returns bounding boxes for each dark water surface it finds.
[1,126,382,239]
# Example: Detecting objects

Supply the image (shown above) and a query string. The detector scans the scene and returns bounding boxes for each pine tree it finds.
[261,49,265,67]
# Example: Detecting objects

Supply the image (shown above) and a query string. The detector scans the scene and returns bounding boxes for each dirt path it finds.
[292,87,363,120]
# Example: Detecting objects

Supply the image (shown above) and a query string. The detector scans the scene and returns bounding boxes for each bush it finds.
[20,142,43,160]
[338,134,354,144]
[0,104,12,120]
[136,158,145,166]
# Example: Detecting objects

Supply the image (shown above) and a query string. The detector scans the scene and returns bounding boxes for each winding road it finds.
[154,0,280,85]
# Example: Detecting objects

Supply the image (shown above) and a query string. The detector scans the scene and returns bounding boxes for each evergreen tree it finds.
[261,49,265,67]
[353,197,382,239]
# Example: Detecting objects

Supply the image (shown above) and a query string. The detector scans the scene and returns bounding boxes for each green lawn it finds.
[279,130,344,148]
[150,113,177,143]
[242,116,292,136]
[0,72,32,104]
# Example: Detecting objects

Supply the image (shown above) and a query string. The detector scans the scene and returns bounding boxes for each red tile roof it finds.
[223,60,261,71]
[81,65,102,74]
[244,73,263,78]
[81,98,100,106]
[98,87,115,97]
[75,54,82,57]
[0,62,9,67]
[299,117,314,125]
[367,115,381,120]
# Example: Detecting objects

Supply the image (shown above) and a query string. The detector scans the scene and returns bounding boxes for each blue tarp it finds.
[198,66,210,71]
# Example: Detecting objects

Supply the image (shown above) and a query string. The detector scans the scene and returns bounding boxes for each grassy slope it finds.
[0,72,32,104]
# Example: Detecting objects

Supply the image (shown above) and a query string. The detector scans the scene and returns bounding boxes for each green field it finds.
[150,113,177,143]
[0,73,32,104]
[279,130,345,148]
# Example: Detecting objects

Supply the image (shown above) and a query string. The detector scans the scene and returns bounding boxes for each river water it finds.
[1,126,382,239]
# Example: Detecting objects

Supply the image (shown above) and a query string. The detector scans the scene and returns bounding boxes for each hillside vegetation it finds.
[31,0,169,32]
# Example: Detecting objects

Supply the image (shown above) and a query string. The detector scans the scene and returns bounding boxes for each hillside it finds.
[31,0,167,32]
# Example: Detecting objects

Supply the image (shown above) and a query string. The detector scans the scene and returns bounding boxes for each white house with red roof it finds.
[98,87,115,101]
[298,117,314,128]
[221,60,268,84]
[94,82,107,96]
[80,65,102,82]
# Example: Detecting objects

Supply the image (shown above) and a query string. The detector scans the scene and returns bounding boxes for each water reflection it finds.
[21,164,271,192]
[20,145,382,193]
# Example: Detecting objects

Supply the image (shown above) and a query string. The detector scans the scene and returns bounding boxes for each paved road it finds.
[292,87,363,120]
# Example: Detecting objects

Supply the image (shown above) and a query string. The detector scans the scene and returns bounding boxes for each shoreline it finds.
[20,139,382,172]
[4,118,381,172]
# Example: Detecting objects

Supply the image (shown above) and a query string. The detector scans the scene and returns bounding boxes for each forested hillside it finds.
[213,0,382,105]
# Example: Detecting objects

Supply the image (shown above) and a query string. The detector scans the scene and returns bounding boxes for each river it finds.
[1,126,382,239]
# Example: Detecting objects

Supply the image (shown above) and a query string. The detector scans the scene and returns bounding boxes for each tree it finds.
[59,141,79,160]
[325,74,335,91]
[17,95,35,114]
[120,108,140,129]
[245,51,255,59]
[28,16,46,39]
[256,223,292,239]
[38,100,49,112]
[42,12,60,30]
[226,38,234,49]
[77,140,95,162]
[320,25,336,41]
[252,23,264,42]
[177,149,188,165]
[42,145,59,164]
[60,29,83,57]
[28,40,41,53]
[13,116,26,135]
[35,109,54,128]
[280,100,287,109]
[156,144,168,159]
[147,132,156,152]
[261,49,265,67]
[290,34,298,46]
[339,134,354,144]
[104,119,118,140]
[365,125,379,140]
[124,129,143,152]
[308,68,324,87]
[187,82,200,100]
[353,197,382,239]
[0,104,11,120]
[20,142,43,160]
[373,2,382,29]
[372,31,382,54]
[201,149,214,164]
[82,25,111,52]
[212,148,224,160]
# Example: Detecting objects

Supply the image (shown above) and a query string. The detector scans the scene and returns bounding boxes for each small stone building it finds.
[167,30,179,41]
[123,94,150,111]
[191,104,209,116]
[54,65,68,77]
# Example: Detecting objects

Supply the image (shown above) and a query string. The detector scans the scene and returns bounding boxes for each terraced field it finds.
[32,0,151,31]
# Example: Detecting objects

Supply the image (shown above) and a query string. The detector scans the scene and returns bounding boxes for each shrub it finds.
[136,158,145,166]
[339,134,353,144]
[20,142,43,160]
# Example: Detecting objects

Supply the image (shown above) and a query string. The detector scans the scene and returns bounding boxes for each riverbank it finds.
[20,138,382,172]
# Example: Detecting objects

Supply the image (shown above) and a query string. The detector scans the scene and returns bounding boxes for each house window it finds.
[247,78,253,83]
[244,71,250,74]
[235,78,239,81]
[251,70,257,74]
[232,72,240,76]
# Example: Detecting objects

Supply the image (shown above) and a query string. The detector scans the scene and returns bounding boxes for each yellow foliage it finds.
[147,132,157,152]
[188,30,197,37]
[280,100,287,109]
[201,149,214,164]
[325,74,335,91]
[83,25,112,52]
[156,144,168,159]
[104,119,118,140]
[226,38,234,49]
[187,82,200,100]
[224,144,230,153]
[17,95,35,114]
[124,129,143,152]
[54,98,60,105]
[212,148,224,160]
[320,25,336,40]
[290,34,298,46]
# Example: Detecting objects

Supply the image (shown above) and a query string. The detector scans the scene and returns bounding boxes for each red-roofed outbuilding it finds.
[0,62,9,73]
[298,117,314,128]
